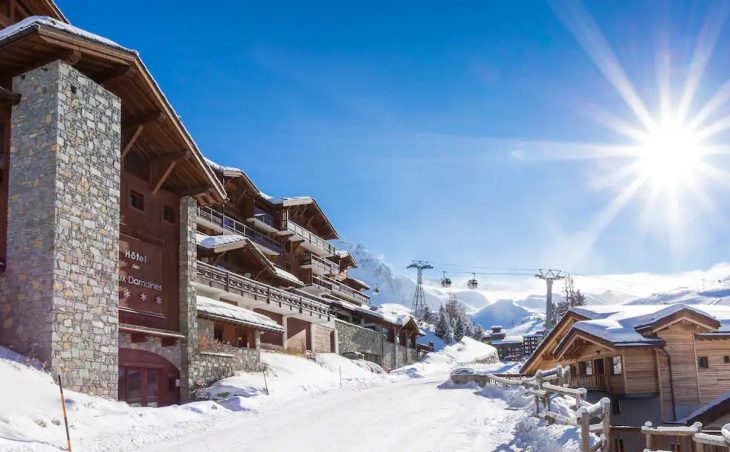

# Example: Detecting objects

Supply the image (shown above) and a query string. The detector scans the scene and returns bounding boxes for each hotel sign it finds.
[119,235,165,316]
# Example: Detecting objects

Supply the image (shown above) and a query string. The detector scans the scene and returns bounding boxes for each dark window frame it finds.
[129,190,145,212]
[698,356,709,369]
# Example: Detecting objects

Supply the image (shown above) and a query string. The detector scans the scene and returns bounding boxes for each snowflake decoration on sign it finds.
[122,288,131,298]
[155,296,162,305]
[140,292,148,302]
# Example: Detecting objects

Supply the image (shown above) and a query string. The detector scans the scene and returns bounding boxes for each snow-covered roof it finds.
[489,337,523,346]
[562,304,730,349]
[330,300,423,334]
[196,233,247,250]
[197,296,284,333]
[343,276,370,290]
[273,266,304,287]
[0,16,132,53]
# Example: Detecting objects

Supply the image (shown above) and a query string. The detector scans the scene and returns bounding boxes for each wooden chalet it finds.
[521,304,730,426]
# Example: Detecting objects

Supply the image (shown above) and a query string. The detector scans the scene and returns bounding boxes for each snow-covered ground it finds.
[1,339,587,451]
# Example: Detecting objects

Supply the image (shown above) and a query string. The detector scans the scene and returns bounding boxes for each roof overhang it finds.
[635,310,721,335]
[0,17,225,203]
[520,310,591,374]
[265,196,338,240]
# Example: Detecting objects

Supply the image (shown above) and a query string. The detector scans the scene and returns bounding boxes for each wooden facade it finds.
[521,306,730,426]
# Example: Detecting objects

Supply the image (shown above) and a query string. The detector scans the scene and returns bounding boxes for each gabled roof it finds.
[206,158,261,199]
[261,193,338,240]
[335,250,358,269]
[0,16,226,203]
[196,232,304,288]
[522,304,730,373]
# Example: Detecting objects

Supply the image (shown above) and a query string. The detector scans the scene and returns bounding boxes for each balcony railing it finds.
[252,206,276,228]
[569,374,607,391]
[283,219,336,256]
[307,274,370,305]
[198,206,282,254]
[196,261,330,320]
[300,253,339,275]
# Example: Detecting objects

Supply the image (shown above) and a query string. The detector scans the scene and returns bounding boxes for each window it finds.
[213,327,223,342]
[699,356,709,369]
[724,356,729,364]
[162,205,175,223]
[611,356,623,375]
[129,190,144,211]
[584,360,593,376]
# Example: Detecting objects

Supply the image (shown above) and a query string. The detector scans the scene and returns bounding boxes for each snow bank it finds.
[0,347,226,452]
[202,351,388,411]
[393,337,498,378]
[477,383,597,451]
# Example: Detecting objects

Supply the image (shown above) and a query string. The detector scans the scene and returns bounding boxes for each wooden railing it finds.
[196,261,330,320]
[300,253,339,275]
[197,206,282,254]
[570,374,608,391]
[307,274,370,305]
[451,365,611,452]
[642,422,730,452]
[283,219,336,255]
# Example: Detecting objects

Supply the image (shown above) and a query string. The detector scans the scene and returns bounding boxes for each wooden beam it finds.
[150,160,177,194]
[61,48,81,65]
[97,64,136,86]
[0,86,20,105]
[128,111,165,127]
[149,150,189,168]
[120,124,144,159]
[179,185,211,196]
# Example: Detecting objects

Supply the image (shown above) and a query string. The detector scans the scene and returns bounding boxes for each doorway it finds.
[119,348,180,407]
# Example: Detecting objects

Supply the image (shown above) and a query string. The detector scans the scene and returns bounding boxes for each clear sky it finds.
[60,0,730,276]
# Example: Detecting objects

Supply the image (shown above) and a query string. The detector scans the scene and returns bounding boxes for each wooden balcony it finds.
[195,261,330,320]
[197,206,282,255]
[568,374,624,394]
[305,274,370,305]
[300,253,339,276]
[247,207,280,234]
[283,219,336,256]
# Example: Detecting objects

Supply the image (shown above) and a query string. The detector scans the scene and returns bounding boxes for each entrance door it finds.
[118,348,180,407]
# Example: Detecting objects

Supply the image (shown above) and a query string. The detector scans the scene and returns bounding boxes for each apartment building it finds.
[521,304,730,427]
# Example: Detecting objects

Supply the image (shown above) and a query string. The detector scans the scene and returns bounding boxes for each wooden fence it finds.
[641,422,730,452]
[452,365,611,452]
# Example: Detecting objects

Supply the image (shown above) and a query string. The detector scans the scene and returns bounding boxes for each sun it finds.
[635,121,706,192]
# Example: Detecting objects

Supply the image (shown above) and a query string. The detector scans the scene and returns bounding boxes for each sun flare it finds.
[635,122,706,191]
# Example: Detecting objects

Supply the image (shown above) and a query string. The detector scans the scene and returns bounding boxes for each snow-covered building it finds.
[0,0,423,408]
[522,330,544,356]
[521,304,730,426]
[482,325,523,359]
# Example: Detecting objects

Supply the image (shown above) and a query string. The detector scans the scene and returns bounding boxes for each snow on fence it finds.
[642,421,730,452]
[451,365,611,452]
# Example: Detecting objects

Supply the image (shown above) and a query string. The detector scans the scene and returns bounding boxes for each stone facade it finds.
[335,319,420,369]
[0,60,121,397]
[179,195,198,401]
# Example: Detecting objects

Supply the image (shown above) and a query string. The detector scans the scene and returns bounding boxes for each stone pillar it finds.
[0,60,121,397]
[179,196,198,401]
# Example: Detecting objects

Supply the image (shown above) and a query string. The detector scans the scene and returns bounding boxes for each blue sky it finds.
[61,0,730,276]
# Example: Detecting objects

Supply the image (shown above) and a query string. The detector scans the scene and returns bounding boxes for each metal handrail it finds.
[283,219,336,255]
[309,274,369,304]
[196,261,331,318]
[252,206,276,228]
[198,206,282,254]
[300,253,339,275]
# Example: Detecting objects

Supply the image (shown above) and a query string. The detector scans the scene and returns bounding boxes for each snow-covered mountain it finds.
[627,285,730,305]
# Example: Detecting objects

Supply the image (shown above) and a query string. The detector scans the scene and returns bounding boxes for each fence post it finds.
[579,407,590,452]
[600,397,611,452]
[535,370,544,416]
[644,421,653,451]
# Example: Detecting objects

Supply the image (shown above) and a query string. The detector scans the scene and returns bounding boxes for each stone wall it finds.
[189,348,261,389]
[0,60,121,397]
[335,319,383,358]
[118,333,182,369]
[179,196,198,401]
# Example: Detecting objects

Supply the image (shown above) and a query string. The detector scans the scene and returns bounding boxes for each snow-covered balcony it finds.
[197,206,282,255]
[300,253,339,276]
[303,274,370,305]
[282,219,336,256]
[195,261,331,323]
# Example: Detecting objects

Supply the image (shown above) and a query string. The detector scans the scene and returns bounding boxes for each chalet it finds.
[482,325,523,359]
[0,1,424,408]
[521,304,730,427]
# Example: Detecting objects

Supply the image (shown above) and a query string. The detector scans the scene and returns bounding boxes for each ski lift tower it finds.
[408,260,433,320]
[535,269,564,331]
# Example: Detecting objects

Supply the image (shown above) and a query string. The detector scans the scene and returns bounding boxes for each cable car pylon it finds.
[407,260,433,320]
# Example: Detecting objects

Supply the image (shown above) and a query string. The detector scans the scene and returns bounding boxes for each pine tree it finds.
[551,276,588,327]
[453,316,466,342]
[471,323,485,341]
[422,305,434,324]
[434,306,454,343]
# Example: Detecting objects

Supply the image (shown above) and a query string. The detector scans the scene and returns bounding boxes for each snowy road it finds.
[141,375,523,452]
